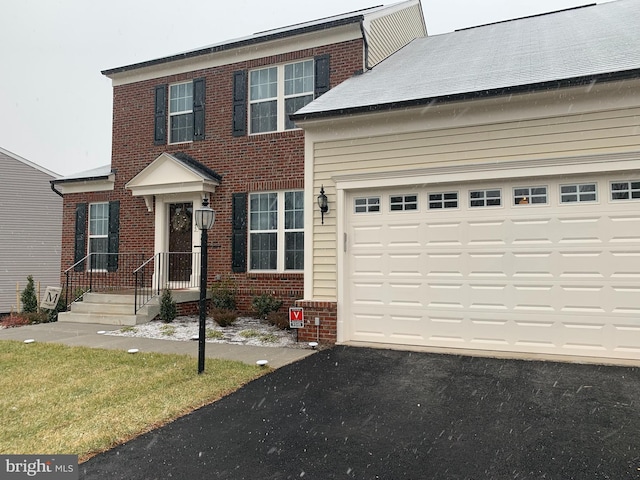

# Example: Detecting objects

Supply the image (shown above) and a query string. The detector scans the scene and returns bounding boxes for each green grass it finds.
[0,341,265,462]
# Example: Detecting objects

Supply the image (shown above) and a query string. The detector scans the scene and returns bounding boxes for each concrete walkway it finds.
[0,321,316,369]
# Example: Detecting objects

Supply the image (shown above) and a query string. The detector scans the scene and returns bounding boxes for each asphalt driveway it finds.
[80,346,640,479]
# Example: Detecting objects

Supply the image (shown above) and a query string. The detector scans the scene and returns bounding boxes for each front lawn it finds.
[0,341,265,461]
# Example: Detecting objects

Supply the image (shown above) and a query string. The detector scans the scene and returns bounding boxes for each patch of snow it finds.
[105,316,303,348]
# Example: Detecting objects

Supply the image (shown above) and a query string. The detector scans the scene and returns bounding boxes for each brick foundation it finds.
[293,300,337,344]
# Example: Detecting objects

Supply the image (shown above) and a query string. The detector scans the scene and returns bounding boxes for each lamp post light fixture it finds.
[194,197,215,374]
[317,185,329,224]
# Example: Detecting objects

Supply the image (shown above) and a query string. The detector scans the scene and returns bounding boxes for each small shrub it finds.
[252,294,283,319]
[23,312,49,324]
[206,328,224,340]
[267,311,290,330]
[210,278,237,311]
[121,326,137,333]
[239,329,260,338]
[159,289,177,323]
[259,333,278,343]
[21,275,38,314]
[211,308,238,328]
[0,314,32,329]
[47,293,67,323]
[160,325,176,336]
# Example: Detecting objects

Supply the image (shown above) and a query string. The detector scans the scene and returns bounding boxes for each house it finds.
[293,0,640,360]
[0,147,62,314]
[51,1,426,325]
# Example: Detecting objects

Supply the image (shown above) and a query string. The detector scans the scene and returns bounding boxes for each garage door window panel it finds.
[470,189,501,207]
[429,192,458,210]
[560,183,597,203]
[611,181,640,201]
[390,194,418,211]
[513,186,548,206]
[355,197,381,213]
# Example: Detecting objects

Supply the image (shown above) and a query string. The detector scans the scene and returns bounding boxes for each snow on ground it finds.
[104,316,305,348]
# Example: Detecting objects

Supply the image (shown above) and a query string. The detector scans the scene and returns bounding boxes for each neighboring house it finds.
[293,0,640,360]
[51,2,426,323]
[0,147,62,314]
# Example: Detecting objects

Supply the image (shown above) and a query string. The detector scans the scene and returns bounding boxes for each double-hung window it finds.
[89,203,109,270]
[250,60,314,134]
[169,82,193,143]
[249,191,304,271]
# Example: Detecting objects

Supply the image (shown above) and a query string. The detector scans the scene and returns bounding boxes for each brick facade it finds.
[60,38,364,323]
[294,300,338,344]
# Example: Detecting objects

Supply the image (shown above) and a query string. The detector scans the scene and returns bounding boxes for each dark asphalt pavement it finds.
[80,346,640,479]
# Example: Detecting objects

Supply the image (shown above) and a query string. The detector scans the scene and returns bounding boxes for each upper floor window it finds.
[249,60,314,134]
[169,82,193,143]
[249,191,304,271]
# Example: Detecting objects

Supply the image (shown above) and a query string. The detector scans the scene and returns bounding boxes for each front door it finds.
[168,202,193,282]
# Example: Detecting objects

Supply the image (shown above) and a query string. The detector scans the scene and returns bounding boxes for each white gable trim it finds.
[125,153,219,211]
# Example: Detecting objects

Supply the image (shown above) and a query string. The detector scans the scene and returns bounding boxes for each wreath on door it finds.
[172,209,191,232]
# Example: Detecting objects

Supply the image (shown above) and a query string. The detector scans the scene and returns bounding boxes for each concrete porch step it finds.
[58,289,202,326]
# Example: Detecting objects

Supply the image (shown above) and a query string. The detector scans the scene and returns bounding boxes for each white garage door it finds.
[346,175,640,360]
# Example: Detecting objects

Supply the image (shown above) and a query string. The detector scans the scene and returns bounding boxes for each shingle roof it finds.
[101,4,388,76]
[294,0,640,119]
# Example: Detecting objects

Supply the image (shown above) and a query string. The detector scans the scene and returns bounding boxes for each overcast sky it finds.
[0,0,615,176]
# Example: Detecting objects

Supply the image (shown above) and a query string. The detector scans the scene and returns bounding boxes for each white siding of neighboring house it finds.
[0,148,62,313]
[302,79,640,300]
[364,1,426,67]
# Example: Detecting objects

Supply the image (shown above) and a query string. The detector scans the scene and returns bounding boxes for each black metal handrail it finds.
[64,253,145,309]
[133,252,201,313]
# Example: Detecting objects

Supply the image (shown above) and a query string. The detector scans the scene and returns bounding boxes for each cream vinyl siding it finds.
[0,149,62,313]
[309,93,640,300]
[365,2,426,67]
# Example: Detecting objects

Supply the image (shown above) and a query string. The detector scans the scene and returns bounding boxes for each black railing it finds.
[64,253,146,308]
[134,252,201,313]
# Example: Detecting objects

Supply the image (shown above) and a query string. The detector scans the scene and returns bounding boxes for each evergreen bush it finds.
[252,293,283,319]
[21,275,38,314]
[159,289,177,323]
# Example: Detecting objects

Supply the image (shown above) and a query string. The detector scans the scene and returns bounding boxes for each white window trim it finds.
[390,194,418,212]
[88,202,109,272]
[469,188,502,208]
[559,182,598,204]
[610,180,640,201]
[249,190,304,272]
[168,81,193,145]
[249,59,313,135]
[354,196,381,214]
[428,191,459,210]
[512,185,548,206]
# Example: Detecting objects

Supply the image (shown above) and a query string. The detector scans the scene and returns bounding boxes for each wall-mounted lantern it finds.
[317,185,329,225]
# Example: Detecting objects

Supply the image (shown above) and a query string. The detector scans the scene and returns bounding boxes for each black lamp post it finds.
[194,197,215,374]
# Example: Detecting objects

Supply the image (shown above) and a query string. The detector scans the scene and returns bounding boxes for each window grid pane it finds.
[355,197,381,213]
[514,186,547,205]
[285,231,304,270]
[390,194,418,211]
[89,203,109,270]
[611,181,640,201]
[561,183,597,203]
[470,189,502,207]
[284,191,304,229]
[250,233,277,270]
[429,192,458,209]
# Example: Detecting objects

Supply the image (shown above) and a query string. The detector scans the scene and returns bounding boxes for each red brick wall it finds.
[294,300,337,344]
[61,38,364,320]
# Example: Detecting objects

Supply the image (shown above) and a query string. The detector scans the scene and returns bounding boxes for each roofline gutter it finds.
[292,68,640,121]
[50,181,63,197]
[102,16,365,77]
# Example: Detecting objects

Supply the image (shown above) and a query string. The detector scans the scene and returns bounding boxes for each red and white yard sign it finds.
[289,307,304,328]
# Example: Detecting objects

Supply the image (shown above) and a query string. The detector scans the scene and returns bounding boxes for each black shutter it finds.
[314,54,330,98]
[107,201,120,272]
[154,85,167,145]
[231,193,247,272]
[74,203,87,271]
[193,78,205,141]
[232,70,247,137]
